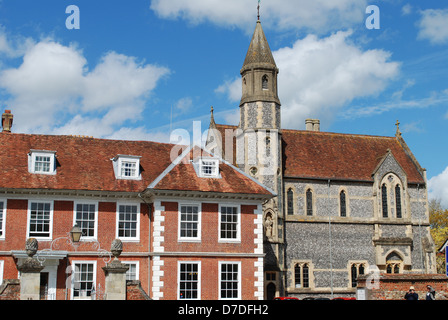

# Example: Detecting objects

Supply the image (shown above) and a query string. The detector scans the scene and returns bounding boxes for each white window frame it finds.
[124,261,140,281]
[27,200,53,240]
[73,201,98,241]
[178,203,201,242]
[218,204,241,243]
[178,261,201,300]
[194,157,220,178]
[0,260,4,285]
[28,150,57,175]
[113,155,141,180]
[0,199,6,240]
[70,260,97,300]
[219,261,241,300]
[116,203,140,241]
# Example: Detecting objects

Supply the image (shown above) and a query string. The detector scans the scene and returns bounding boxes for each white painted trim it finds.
[218,261,241,300]
[73,200,98,241]
[177,261,201,300]
[178,202,202,242]
[218,204,241,243]
[70,260,97,300]
[28,150,57,175]
[116,202,141,242]
[26,200,54,240]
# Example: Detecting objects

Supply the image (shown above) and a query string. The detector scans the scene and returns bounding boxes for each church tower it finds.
[238,18,285,299]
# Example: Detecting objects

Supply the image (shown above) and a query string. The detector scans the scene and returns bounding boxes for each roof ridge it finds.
[0,132,180,147]
[281,128,396,139]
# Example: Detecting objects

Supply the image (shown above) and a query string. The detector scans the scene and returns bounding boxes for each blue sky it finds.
[0,0,447,206]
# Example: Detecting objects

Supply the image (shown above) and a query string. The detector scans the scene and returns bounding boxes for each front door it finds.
[40,272,49,300]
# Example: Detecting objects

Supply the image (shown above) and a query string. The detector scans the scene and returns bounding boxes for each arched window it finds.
[395,184,402,218]
[381,184,388,218]
[294,263,309,288]
[380,174,405,219]
[386,252,403,274]
[340,190,347,217]
[262,75,269,90]
[287,188,294,215]
[306,189,313,216]
[351,263,365,288]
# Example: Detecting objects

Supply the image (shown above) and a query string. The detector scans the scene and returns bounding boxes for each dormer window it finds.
[194,157,220,178]
[112,155,142,180]
[28,150,57,175]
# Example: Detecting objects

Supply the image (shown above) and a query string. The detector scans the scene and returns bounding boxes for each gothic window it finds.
[351,263,365,288]
[262,75,269,90]
[380,174,405,219]
[294,263,309,288]
[395,184,402,218]
[306,189,313,216]
[287,188,294,215]
[340,190,347,217]
[381,184,388,218]
[386,252,402,274]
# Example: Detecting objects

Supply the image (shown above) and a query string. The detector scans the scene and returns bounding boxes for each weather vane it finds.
[257,0,261,21]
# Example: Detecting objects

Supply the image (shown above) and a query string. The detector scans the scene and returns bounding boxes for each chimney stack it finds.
[2,110,13,133]
[305,119,320,132]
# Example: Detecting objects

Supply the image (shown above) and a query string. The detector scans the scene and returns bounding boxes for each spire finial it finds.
[395,120,401,136]
[209,106,217,129]
[257,0,261,21]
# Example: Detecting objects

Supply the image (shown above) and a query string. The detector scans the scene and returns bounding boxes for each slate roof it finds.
[0,132,274,197]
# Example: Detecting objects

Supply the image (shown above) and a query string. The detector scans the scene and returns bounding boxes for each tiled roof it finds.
[149,146,273,196]
[211,124,425,184]
[0,133,274,196]
[281,130,425,184]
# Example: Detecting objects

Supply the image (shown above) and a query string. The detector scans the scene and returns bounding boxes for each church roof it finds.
[282,130,425,184]
[241,21,277,72]
[210,124,425,185]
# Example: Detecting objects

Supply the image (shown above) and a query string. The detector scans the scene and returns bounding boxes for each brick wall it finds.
[152,201,261,300]
[0,198,151,298]
[126,280,151,300]
[358,273,448,300]
[0,279,20,300]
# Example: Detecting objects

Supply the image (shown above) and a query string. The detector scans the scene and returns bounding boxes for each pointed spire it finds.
[209,106,217,129]
[241,20,277,72]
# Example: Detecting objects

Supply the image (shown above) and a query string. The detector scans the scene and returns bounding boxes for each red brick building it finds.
[0,112,273,300]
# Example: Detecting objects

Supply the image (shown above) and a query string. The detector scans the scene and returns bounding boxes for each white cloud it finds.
[0,26,34,58]
[0,39,170,136]
[417,9,448,44]
[174,97,193,115]
[429,167,448,208]
[217,30,400,129]
[215,77,241,102]
[401,4,413,16]
[150,0,367,33]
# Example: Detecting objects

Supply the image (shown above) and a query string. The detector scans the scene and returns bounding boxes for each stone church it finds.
[206,19,437,299]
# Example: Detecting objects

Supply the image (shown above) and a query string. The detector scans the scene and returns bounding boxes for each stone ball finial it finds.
[25,238,38,258]
[110,239,123,260]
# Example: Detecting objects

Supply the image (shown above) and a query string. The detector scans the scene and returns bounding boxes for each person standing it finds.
[404,286,419,300]
[426,285,436,300]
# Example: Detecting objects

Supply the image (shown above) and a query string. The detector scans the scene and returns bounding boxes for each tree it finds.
[429,199,448,273]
